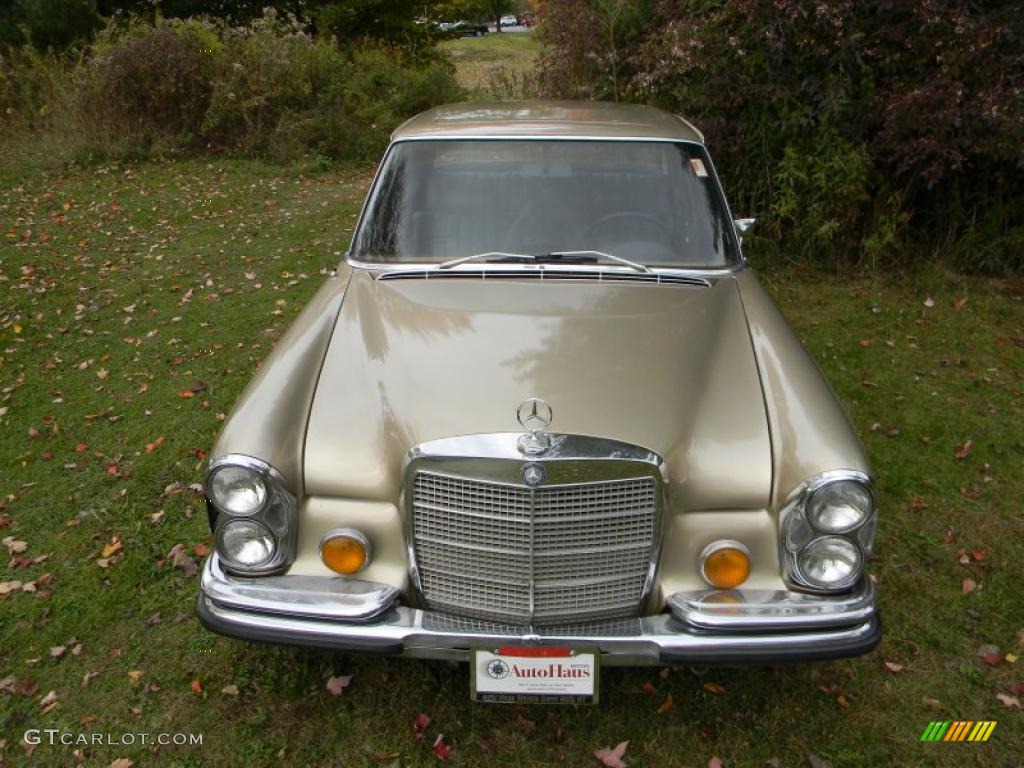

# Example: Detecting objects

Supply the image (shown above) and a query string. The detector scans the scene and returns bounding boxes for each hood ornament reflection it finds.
[517,397,553,456]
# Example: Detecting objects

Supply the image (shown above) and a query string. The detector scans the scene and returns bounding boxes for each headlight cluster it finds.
[205,455,297,575]
[780,473,875,592]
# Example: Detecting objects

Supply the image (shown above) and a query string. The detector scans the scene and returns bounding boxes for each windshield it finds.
[351,139,739,268]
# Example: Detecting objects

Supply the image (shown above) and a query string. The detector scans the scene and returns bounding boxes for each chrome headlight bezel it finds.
[204,454,298,575]
[779,470,876,593]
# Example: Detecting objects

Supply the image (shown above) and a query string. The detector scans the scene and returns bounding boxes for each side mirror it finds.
[733,218,756,246]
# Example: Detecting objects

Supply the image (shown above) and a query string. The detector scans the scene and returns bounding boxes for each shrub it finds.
[88,20,217,151]
[536,1,1024,273]
[0,12,463,165]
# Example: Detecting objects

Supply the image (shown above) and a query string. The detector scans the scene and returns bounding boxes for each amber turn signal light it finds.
[320,529,371,575]
[700,541,751,589]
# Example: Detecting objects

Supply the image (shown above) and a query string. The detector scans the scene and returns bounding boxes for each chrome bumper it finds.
[197,555,880,665]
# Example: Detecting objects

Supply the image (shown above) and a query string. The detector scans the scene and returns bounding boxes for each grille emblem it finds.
[521,462,546,486]
[516,397,553,456]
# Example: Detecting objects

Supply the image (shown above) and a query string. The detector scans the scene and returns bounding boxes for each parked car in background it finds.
[500,15,518,27]
[198,101,881,704]
[444,20,488,37]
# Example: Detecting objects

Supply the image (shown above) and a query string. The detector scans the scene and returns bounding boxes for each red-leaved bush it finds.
[536,0,1024,271]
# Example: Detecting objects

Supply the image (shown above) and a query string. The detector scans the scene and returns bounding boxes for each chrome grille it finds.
[411,470,659,624]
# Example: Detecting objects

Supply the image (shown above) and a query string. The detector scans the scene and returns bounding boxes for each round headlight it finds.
[208,465,267,515]
[798,536,862,588]
[218,519,276,567]
[806,480,872,533]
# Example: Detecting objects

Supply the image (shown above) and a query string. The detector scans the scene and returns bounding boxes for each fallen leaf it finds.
[806,753,832,768]
[432,734,450,760]
[996,692,1020,709]
[0,580,24,596]
[3,537,28,554]
[594,740,629,768]
[922,696,941,709]
[882,661,904,674]
[101,537,122,558]
[414,712,431,732]
[82,671,101,686]
[50,645,66,659]
[221,684,239,696]
[39,690,59,709]
[962,578,978,594]
[191,678,202,694]
[978,644,1001,667]
[127,670,144,683]
[703,682,727,695]
[708,759,724,768]
[108,759,134,768]
[923,296,935,307]
[16,676,39,697]
[325,674,352,696]
[657,693,673,714]
[170,544,198,578]
[954,440,973,460]
[642,680,655,695]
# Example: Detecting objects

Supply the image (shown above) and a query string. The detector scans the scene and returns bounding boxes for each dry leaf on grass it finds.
[325,675,352,696]
[594,740,628,768]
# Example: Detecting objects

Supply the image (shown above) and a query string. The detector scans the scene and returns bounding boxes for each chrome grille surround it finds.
[403,433,667,625]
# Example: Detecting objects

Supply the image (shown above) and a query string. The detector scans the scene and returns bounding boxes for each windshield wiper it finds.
[437,251,535,269]
[545,250,652,273]
[437,249,651,273]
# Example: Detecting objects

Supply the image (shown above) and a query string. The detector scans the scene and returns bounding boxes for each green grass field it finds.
[1,153,1021,767]
[441,31,541,94]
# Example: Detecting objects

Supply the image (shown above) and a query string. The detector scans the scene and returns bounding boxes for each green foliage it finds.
[770,130,870,264]
[314,0,424,42]
[0,12,462,164]
[6,0,102,50]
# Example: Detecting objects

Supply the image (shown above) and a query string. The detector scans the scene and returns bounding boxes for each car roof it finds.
[391,100,704,143]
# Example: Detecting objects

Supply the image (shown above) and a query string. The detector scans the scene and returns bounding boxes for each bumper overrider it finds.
[197,554,881,665]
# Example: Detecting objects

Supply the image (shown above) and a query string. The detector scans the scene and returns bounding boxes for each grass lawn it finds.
[1,153,1022,768]
[440,31,541,93]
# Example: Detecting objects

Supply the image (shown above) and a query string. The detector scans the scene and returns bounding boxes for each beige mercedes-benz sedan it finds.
[197,101,879,702]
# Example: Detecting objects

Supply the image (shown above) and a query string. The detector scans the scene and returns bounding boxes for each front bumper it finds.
[197,555,881,665]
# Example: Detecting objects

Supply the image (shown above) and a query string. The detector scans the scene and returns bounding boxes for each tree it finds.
[10,0,102,50]
[483,0,514,32]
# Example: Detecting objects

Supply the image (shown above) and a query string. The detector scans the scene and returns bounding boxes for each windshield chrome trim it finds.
[358,260,743,286]
[387,135,708,144]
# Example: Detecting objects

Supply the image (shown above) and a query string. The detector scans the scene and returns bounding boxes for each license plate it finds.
[471,646,599,704]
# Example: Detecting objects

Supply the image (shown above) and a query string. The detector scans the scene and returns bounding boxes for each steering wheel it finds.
[578,212,675,245]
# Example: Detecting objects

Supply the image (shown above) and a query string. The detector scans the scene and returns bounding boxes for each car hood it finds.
[304,269,771,510]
